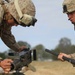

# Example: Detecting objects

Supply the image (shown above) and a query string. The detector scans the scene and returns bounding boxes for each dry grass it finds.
[25,61,75,75]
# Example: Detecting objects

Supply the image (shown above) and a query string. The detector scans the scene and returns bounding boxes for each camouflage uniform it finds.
[0,1,20,52]
[0,23,20,52]
[0,0,36,74]
[0,0,36,52]
[63,0,75,60]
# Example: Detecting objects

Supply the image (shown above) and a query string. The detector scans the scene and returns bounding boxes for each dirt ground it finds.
[25,61,75,75]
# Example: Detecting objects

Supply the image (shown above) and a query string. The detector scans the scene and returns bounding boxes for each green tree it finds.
[18,41,31,48]
[33,44,52,61]
[51,37,75,60]
[0,52,6,59]
[33,44,45,61]
[56,37,72,53]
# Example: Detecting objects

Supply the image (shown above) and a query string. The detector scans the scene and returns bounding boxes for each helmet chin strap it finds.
[14,0,33,26]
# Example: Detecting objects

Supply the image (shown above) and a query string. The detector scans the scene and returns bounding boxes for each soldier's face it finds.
[7,18,18,26]
[67,11,75,24]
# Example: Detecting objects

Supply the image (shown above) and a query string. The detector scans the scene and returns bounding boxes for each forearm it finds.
[1,32,20,52]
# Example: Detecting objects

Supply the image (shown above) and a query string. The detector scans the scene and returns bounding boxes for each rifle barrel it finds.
[45,49,75,65]
[45,49,58,56]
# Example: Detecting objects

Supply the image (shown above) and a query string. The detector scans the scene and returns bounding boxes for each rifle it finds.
[45,49,75,65]
[7,48,36,75]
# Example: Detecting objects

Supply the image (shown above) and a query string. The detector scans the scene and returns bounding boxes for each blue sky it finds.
[0,0,75,52]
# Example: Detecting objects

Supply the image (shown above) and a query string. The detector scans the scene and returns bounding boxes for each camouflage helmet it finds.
[7,0,37,26]
[63,0,75,13]
[0,0,3,4]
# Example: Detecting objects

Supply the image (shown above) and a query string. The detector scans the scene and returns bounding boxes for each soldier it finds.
[0,0,37,74]
[58,0,75,61]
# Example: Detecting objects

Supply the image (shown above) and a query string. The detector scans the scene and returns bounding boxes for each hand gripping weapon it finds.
[7,48,36,75]
[45,49,75,65]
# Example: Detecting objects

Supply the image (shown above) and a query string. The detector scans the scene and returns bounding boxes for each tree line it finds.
[0,37,75,61]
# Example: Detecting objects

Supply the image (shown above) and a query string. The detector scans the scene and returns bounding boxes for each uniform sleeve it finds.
[69,53,75,60]
[69,53,75,67]
[1,26,20,52]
